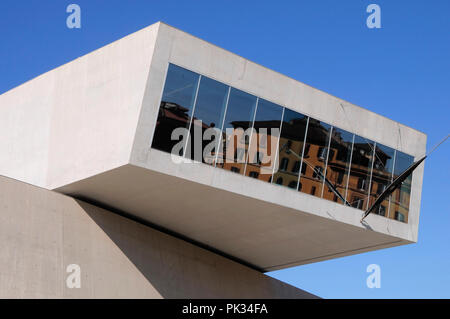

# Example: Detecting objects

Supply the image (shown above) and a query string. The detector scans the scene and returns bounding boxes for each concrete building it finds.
[0,22,426,298]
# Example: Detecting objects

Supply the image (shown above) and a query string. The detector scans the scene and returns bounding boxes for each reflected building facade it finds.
[152,63,415,223]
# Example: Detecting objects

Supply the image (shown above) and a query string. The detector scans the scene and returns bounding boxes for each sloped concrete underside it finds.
[56,164,409,272]
[0,175,316,298]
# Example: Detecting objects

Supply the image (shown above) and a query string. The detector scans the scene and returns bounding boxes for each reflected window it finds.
[288,181,298,189]
[347,136,375,210]
[280,158,289,171]
[249,171,259,179]
[244,99,283,182]
[337,172,343,184]
[389,151,414,223]
[368,143,395,213]
[217,88,257,175]
[394,211,405,222]
[186,76,229,163]
[317,147,328,161]
[301,119,332,199]
[292,161,301,173]
[301,162,307,175]
[230,166,240,173]
[376,205,386,217]
[272,110,308,190]
[352,196,364,209]
[357,177,367,190]
[322,127,354,204]
[303,144,311,157]
[152,64,200,155]
[377,183,386,194]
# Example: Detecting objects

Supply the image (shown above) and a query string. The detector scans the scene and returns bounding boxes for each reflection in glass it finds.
[300,119,332,198]
[151,63,413,224]
[346,136,375,210]
[322,128,354,203]
[389,151,414,223]
[368,143,395,214]
[185,76,229,164]
[244,99,283,182]
[272,110,308,190]
[151,64,200,155]
[216,88,257,174]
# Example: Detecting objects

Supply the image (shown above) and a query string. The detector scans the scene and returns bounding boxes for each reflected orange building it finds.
[154,101,411,223]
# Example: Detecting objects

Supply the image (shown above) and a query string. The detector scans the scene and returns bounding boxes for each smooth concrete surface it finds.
[57,164,409,272]
[0,22,426,271]
[0,176,316,298]
[0,23,159,189]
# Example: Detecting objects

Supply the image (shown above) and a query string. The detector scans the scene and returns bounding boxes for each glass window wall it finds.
[151,63,416,223]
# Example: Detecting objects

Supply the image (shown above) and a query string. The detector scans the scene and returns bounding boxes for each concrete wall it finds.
[0,23,159,189]
[0,176,316,298]
[0,73,53,187]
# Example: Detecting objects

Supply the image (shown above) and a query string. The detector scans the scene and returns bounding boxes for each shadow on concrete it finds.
[76,199,318,299]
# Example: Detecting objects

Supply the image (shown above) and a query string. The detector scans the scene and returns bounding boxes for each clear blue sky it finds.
[1,0,448,298]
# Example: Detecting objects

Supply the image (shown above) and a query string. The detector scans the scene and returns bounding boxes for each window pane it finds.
[272,109,308,190]
[300,119,332,198]
[389,151,414,223]
[151,64,200,155]
[244,99,283,182]
[322,127,354,204]
[347,135,375,210]
[185,76,229,164]
[216,88,257,174]
[368,143,395,212]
